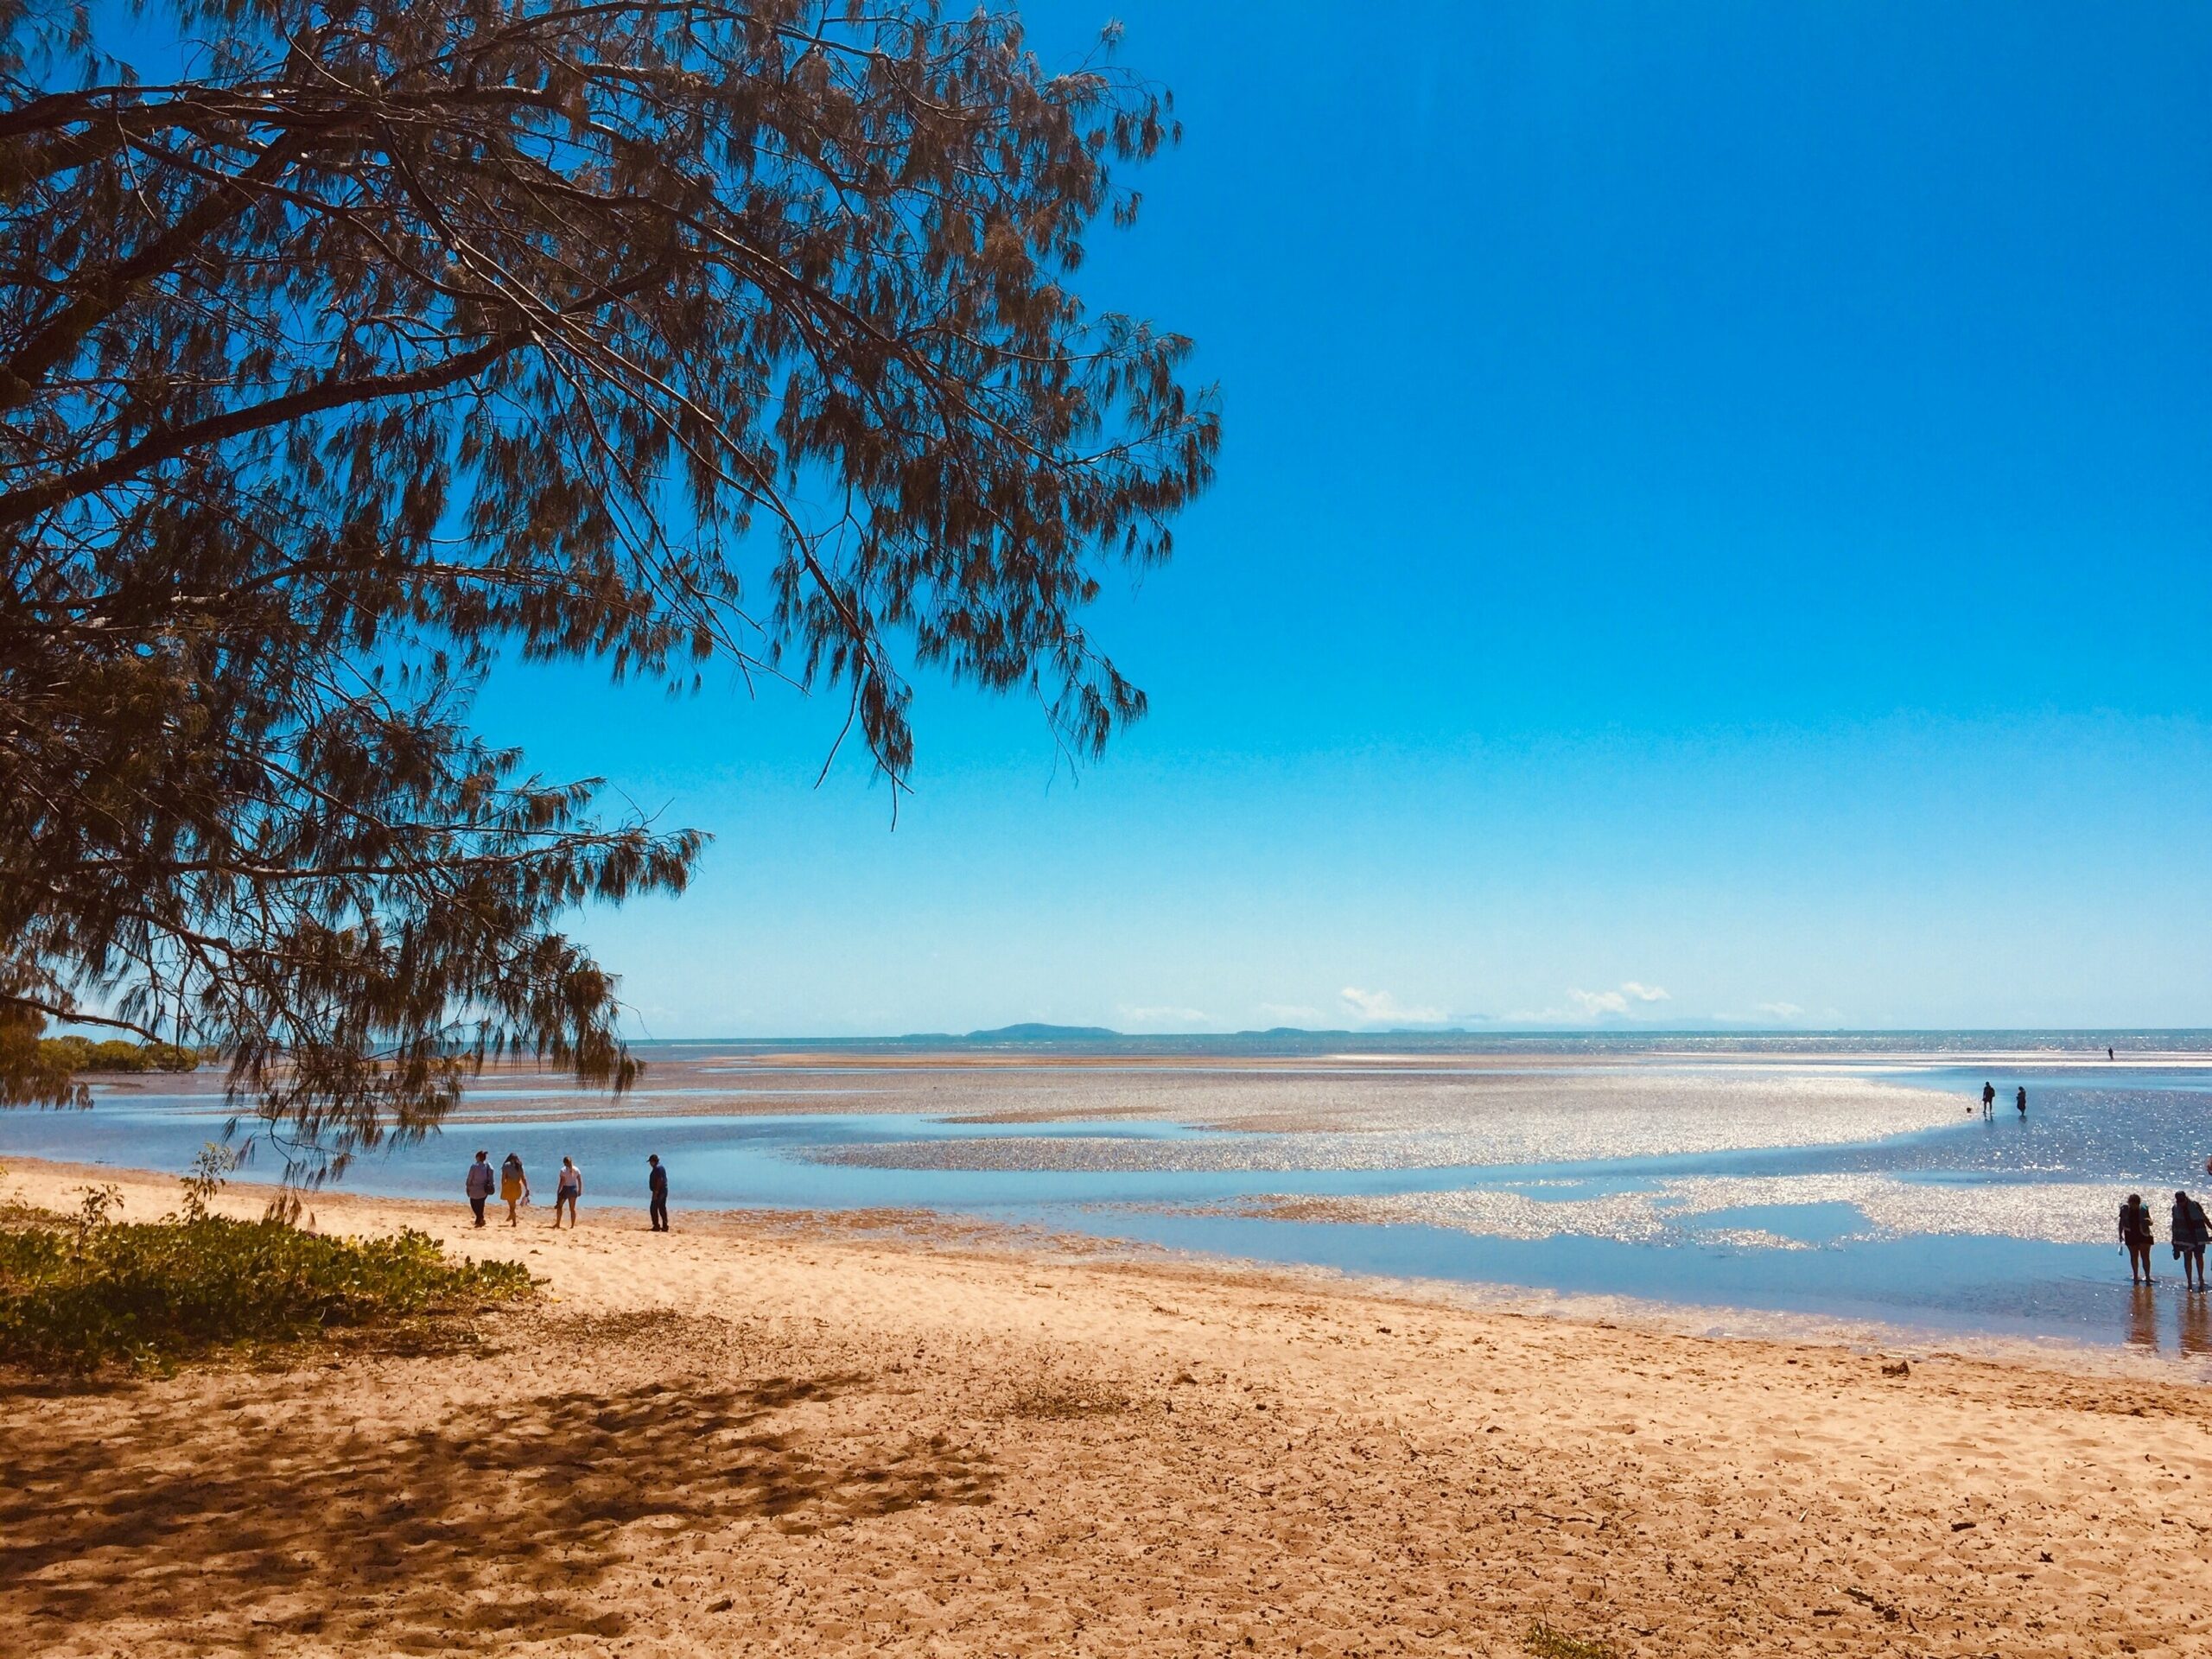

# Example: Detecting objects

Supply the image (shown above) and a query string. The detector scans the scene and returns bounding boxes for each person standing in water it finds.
[1981,1081,1995,1118]
[2016,1084,2027,1117]
[2120,1193,2156,1285]
[647,1153,670,1232]
[551,1156,583,1229]
[2171,1191,2210,1292]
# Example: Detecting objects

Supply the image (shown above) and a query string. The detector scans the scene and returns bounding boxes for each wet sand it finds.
[62,1050,1968,1147]
[5,1155,2211,1657]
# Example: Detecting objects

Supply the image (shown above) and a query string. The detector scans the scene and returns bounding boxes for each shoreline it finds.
[8,1154,2212,1655]
[8,1150,2208,1389]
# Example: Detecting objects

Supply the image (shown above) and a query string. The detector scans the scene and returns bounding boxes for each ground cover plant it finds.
[0,1160,531,1373]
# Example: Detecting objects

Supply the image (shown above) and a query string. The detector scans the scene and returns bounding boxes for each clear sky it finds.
[474,0,2212,1036]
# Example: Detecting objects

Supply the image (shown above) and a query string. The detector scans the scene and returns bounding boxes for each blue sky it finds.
[477,0,2212,1035]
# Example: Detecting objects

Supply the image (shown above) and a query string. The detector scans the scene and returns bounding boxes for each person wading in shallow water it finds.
[2120,1193,2156,1285]
[2171,1191,2210,1292]
[2016,1085,2027,1118]
[1981,1081,1996,1119]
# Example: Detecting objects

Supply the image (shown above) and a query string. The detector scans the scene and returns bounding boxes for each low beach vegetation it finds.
[0,1156,531,1374]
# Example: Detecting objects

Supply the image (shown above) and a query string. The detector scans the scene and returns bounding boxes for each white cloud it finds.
[1117,1004,1211,1028]
[1754,1001,1806,1021]
[1566,981,1672,1020]
[1339,986,1447,1026]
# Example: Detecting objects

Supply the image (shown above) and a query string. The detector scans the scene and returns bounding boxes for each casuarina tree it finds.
[0,0,1217,1177]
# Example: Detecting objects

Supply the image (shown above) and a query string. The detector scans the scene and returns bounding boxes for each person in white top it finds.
[552,1156,584,1229]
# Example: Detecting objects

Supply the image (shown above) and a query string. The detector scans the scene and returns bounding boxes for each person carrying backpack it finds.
[464,1149,495,1228]
[2171,1191,2209,1292]
[2120,1193,2156,1285]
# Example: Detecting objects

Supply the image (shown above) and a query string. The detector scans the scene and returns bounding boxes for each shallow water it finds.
[7,1042,2212,1357]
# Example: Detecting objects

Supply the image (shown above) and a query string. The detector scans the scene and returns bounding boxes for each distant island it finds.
[960,1023,1123,1041]
[884,1024,1475,1044]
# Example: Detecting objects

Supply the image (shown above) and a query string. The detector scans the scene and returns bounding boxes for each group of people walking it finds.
[2120,1189,2212,1291]
[1976,1077,2212,1294]
[464,1149,672,1230]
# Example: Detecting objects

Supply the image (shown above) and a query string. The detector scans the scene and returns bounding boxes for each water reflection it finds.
[2183,1291,2212,1357]
[2129,1283,2159,1351]
[2118,1282,2212,1356]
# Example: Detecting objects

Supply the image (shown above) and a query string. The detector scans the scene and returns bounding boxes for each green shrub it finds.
[0,1182,531,1373]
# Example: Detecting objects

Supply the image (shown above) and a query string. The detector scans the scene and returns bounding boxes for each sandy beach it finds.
[6,1155,2212,1658]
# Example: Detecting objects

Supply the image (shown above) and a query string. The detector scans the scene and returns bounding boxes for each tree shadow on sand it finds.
[1,1372,995,1651]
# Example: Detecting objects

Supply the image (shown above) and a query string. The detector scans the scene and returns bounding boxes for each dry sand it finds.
[5,1157,2212,1657]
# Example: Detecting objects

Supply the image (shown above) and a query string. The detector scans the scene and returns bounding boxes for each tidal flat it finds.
[8,1035,2212,1355]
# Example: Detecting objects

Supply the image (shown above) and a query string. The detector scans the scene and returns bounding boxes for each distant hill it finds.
[883,1024,1471,1044]
[963,1023,1122,1041]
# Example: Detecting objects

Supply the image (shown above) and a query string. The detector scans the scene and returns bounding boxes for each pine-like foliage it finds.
[0,0,1217,1174]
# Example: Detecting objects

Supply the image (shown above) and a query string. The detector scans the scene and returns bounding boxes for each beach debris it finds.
[1845,1587,1903,1623]
[1882,1359,1910,1377]
[1522,1623,1616,1659]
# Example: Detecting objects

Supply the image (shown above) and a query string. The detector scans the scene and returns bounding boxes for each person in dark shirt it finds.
[2015,1085,2027,1117]
[2120,1193,2155,1285]
[647,1153,670,1232]
[1980,1081,1995,1119]
[2171,1191,2209,1292]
